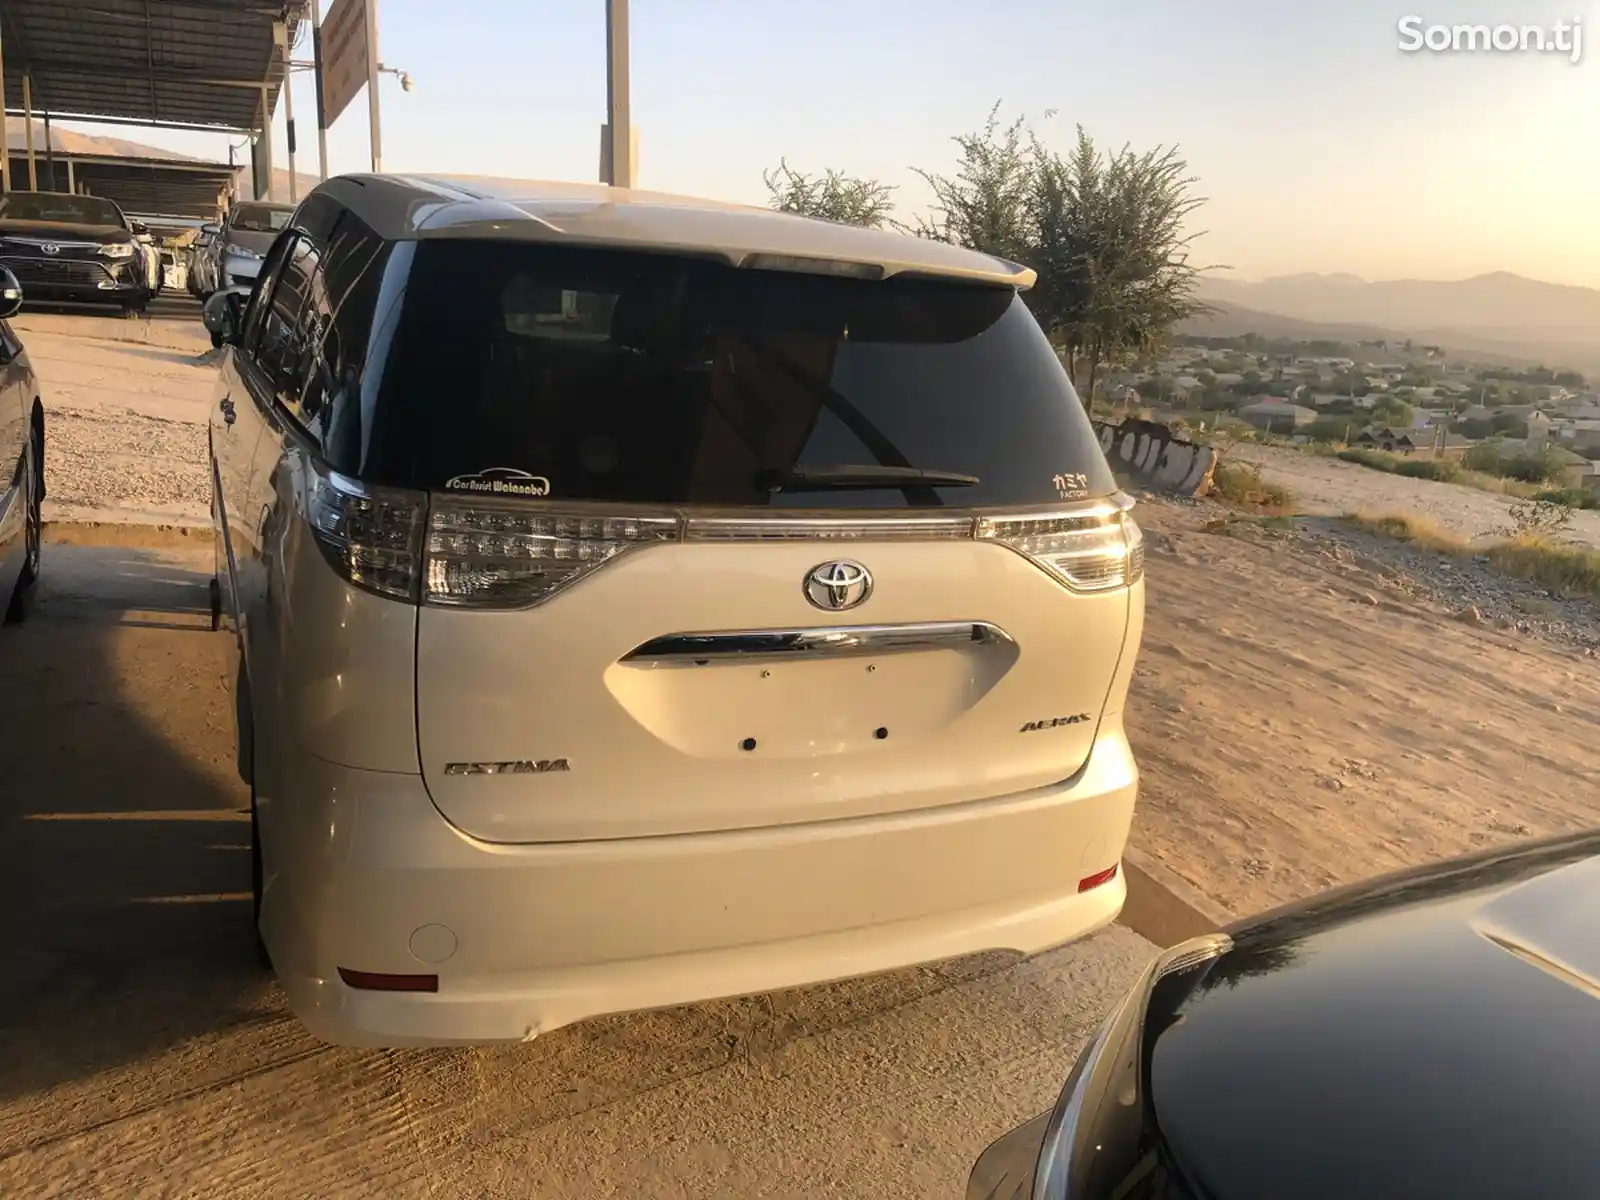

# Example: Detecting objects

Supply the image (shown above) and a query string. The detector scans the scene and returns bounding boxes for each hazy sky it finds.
[59,0,1600,287]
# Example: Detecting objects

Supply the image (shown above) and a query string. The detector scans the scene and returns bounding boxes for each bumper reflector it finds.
[1078,863,1120,893]
[337,967,439,993]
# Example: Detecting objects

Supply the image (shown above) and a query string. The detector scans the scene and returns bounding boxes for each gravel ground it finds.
[1228,443,1600,549]
[1127,495,1600,917]
[44,407,210,517]
[1171,496,1600,653]
[21,322,217,527]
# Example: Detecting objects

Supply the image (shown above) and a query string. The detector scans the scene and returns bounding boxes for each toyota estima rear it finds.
[254,178,1144,1047]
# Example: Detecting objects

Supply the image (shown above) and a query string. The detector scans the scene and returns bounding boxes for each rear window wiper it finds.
[758,465,980,493]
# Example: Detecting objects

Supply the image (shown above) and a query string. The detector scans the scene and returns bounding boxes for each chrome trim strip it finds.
[621,620,1016,664]
[684,514,974,542]
[0,238,105,251]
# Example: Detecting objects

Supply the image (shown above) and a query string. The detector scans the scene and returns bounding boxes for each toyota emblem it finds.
[41,243,60,255]
[803,560,873,611]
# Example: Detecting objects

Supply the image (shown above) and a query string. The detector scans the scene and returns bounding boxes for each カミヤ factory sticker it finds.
[444,467,551,497]
[1052,472,1090,500]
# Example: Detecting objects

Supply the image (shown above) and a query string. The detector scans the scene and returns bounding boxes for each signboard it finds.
[319,0,371,128]
[250,128,272,201]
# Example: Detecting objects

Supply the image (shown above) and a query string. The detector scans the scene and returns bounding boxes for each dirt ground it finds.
[13,315,216,528]
[1126,498,1600,916]
[1230,442,1600,549]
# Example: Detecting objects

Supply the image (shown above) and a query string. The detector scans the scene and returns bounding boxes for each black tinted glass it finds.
[0,193,123,226]
[369,241,1114,508]
[231,204,294,233]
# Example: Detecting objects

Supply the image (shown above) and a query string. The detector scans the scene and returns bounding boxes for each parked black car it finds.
[969,829,1600,1199]
[0,265,43,622]
[0,191,150,316]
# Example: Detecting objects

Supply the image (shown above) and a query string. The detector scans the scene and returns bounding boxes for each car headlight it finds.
[1032,934,1233,1200]
[225,245,263,262]
[100,243,135,259]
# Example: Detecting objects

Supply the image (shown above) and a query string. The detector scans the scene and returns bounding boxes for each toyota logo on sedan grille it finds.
[804,560,873,611]
[40,243,60,255]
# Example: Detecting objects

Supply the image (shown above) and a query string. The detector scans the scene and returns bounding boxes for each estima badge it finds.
[444,759,570,775]
[804,560,874,611]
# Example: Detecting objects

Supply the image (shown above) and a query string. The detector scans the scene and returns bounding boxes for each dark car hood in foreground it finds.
[1149,832,1600,1199]
[0,219,132,245]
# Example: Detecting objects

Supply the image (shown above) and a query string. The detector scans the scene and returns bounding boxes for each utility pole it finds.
[365,0,382,171]
[0,19,7,194]
[603,0,633,187]
[280,16,297,202]
[22,75,35,190]
[311,0,330,179]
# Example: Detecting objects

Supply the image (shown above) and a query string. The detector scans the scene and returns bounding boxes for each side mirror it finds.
[201,285,252,348]
[130,219,149,235]
[0,266,21,319]
[201,222,221,237]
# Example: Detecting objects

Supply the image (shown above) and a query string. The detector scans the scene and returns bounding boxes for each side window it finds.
[256,238,321,430]
[241,231,298,356]
[301,214,392,473]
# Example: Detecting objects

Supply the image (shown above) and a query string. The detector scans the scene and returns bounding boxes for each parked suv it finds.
[202,175,1145,1047]
[0,191,149,315]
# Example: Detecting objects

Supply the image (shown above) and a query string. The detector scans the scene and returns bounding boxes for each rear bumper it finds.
[265,725,1139,1048]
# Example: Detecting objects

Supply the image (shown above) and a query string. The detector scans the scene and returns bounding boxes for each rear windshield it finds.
[368,241,1115,509]
[230,204,294,233]
[0,193,124,227]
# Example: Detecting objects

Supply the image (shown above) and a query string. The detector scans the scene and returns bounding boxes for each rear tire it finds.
[251,793,271,971]
[238,654,271,970]
[5,426,41,624]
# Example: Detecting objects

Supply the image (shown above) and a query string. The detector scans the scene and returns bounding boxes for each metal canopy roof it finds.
[2,0,300,133]
[2,152,235,217]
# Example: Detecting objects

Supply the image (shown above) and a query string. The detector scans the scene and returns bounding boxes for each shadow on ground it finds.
[0,543,281,1149]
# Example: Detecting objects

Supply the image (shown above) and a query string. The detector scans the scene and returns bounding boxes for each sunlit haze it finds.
[57,0,1600,288]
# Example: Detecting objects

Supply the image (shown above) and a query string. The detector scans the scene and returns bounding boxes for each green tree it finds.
[909,104,1035,259]
[1370,397,1414,427]
[1306,416,1355,442]
[912,106,1216,405]
[762,160,896,227]
[1491,411,1530,439]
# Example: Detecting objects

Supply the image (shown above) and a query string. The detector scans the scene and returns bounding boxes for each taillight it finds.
[307,468,427,601]
[976,507,1145,593]
[424,502,680,608]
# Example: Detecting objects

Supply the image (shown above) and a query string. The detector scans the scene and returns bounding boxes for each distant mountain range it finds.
[1186,272,1600,373]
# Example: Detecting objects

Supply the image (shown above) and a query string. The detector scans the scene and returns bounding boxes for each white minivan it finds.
[202,174,1146,1047]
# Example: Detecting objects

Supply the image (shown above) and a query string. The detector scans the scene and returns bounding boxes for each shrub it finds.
[1502,496,1576,540]
[1349,509,1600,600]
[1348,511,1467,555]
[1487,536,1600,599]
[1394,459,1460,482]
[1535,486,1600,511]
[1210,461,1296,512]
[1338,448,1399,472]
[1463,443,1563,484]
